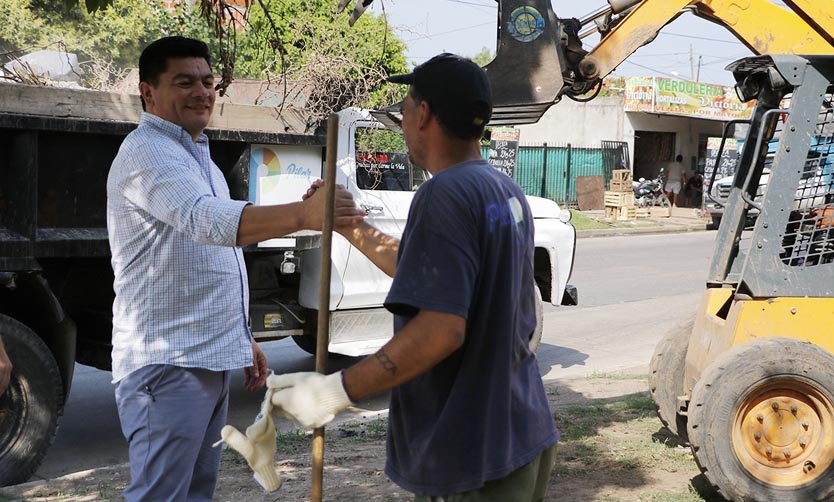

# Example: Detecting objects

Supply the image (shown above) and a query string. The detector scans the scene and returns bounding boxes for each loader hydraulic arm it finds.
[578,0,833,83]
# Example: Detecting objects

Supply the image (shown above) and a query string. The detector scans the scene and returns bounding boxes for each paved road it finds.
[34,230,718,480]
[539,231,715,380]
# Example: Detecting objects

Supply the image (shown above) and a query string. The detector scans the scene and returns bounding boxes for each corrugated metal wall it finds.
[481,142,626,206]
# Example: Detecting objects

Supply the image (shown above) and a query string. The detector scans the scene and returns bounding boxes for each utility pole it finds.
[696,55,702,82]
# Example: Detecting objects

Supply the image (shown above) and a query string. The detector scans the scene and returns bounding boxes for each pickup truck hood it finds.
[526,195,562,218]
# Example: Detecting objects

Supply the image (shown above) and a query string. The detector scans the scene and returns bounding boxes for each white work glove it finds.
[268,371,353,430]
[213,388,282,492]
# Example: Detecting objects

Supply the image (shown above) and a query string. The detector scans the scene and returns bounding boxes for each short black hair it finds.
[138,36,211,109]
[676,154,683,162]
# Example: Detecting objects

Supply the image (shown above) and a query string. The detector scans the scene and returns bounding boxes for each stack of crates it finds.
[604,169,635,221]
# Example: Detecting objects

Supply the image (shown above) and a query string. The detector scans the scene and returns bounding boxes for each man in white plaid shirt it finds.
[106,36,363,502]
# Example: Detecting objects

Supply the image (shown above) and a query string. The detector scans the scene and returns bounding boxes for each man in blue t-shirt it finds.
[269,53,558,500]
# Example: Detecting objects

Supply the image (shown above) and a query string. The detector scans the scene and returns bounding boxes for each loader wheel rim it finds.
[733,378,834,487]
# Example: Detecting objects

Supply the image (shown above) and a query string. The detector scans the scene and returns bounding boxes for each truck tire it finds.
[0,314,63,487]
[648,318,692,441]
[528,284,544,353]
[291,333,321,356]
[687,338,834,502]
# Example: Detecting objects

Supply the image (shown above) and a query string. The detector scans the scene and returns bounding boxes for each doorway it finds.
[634,131,675,180]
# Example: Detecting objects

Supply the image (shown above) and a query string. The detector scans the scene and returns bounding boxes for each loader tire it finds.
[0,314,63,486]
[528,285,544,354]
[687,338,834,502]
[648,319,692,440]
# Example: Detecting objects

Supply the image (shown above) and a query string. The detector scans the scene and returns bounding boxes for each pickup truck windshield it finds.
[354,127,427,191]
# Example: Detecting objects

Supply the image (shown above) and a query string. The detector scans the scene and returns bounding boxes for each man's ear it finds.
[139,82,154,108]
[416,99,432,130]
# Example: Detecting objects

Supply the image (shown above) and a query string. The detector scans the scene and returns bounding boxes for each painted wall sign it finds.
[487,127,521,178]
[624,76,755,120]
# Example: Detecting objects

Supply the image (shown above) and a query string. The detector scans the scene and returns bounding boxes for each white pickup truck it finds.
[254,108,578,356]
[706,149,829,228]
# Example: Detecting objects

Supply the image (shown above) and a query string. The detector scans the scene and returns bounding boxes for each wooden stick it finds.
[311,113,339,502]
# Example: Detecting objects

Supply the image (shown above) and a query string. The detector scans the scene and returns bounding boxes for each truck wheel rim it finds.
[0,378,25,451]
[733,378,834,486]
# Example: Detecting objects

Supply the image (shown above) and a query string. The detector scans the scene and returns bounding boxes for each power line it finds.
[659,31,745,45]
[444,0,494,8]
[628,52,692,58]
[620,60,680,78]
[402,21,495,43]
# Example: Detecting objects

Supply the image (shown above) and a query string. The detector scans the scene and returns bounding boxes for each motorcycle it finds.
[632,172,671,208]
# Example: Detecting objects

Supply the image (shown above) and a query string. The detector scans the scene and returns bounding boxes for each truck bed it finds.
[0,83,323,266]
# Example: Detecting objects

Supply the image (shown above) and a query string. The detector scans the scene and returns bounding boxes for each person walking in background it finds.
[106,36,363,502]
[259,53,558,501]
[665,154,686,207]
[685,169,704,207]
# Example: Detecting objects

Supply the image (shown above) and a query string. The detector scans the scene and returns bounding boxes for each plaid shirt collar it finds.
[139,112,208,145]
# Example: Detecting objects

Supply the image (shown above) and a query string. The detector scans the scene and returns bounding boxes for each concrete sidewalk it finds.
[575,206,710,238]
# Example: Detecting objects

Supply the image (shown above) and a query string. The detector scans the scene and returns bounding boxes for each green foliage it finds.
[62,0,113,12]
[355,127,406,154]
[237,0,406,77]
[469,46,494,67]
[0,0,213,72]
[234,0,408,110]
[5,0,409,114]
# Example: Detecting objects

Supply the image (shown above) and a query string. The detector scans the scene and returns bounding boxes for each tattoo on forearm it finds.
[374,348,397,375]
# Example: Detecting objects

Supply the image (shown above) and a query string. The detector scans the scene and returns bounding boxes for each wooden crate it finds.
[604,191,634,207]
[612,169,632,182]
[635,207,650,219]
[605,205,636,221]
[650,207,672,218]
[608,179,633,192]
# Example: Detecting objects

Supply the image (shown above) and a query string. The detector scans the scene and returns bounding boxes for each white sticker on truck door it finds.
[250,144,323,247]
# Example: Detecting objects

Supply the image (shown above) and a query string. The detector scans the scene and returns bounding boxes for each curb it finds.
[577,222,709,239]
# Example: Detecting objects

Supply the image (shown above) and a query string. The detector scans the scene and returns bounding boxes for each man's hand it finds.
[244,341,269,392]
[268,371,353,429]
[0,338,11,396]
[301,180,364,232]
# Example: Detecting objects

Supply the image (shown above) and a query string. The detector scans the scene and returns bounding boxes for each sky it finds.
[362,0,762,87]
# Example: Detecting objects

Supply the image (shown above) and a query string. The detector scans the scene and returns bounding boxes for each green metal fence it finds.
[481,142,627,206]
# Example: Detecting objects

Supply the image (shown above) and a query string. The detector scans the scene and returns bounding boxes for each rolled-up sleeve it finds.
[119,141,249,247]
